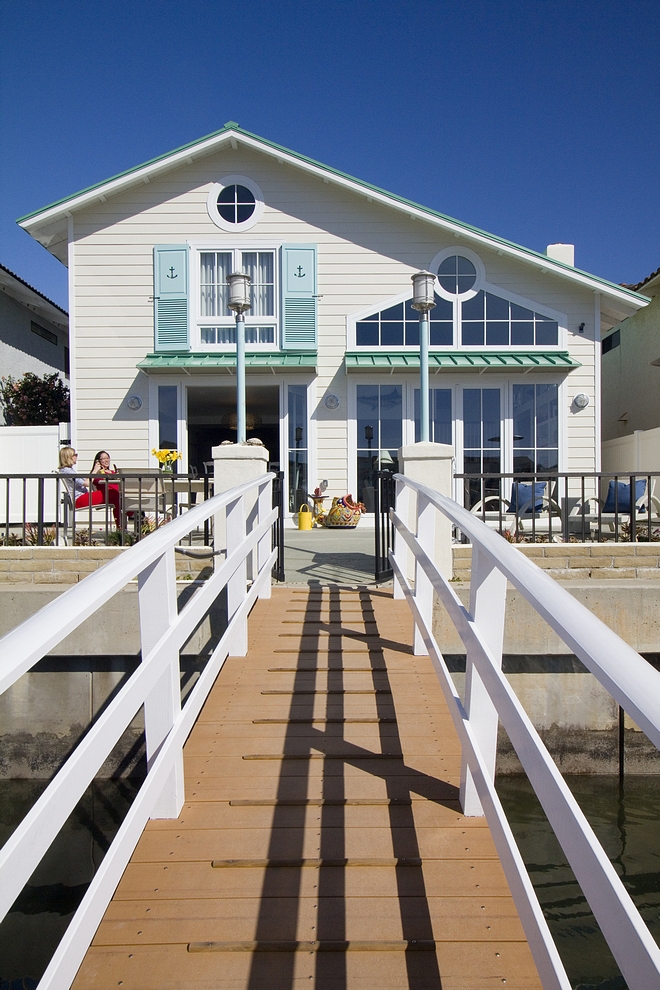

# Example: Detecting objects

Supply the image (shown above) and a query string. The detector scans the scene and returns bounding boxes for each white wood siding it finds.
[70,145,597,483]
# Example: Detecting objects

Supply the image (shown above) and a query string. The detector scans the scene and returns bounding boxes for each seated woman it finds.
[59,446,120,526]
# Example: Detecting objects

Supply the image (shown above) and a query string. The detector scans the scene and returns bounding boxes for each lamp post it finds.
[226,271,252,443]
[411,271,436,443]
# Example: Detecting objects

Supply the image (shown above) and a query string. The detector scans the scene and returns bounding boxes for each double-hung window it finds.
[197,249,277,348]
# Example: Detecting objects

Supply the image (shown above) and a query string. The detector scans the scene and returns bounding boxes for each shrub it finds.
[0,372,70,426]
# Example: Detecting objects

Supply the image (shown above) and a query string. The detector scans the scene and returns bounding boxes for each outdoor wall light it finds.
[574,393,590,409]
[127,395,142,411]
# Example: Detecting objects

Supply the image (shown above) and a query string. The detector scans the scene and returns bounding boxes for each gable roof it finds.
[0,263,68,330]
[17,121,649,317]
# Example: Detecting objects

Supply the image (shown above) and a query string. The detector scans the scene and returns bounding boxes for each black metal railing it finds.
[272,471,285,582]
[0,472,214,547]
[374,469,396,580]
[454,471,660,543]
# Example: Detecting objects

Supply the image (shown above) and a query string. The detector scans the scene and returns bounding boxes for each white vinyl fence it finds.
[0,424,69,524]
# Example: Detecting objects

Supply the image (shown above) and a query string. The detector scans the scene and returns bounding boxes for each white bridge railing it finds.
[0,474,277,990]
[391,473,660,990]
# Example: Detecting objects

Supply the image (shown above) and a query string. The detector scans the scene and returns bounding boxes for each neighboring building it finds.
[601,267,659,440]
[16,123,649,514]
[0,264,69,391]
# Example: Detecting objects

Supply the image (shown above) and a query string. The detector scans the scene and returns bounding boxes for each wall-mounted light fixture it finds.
[573,393,590,409]
[578,323,585,334]
[127,395,143,411]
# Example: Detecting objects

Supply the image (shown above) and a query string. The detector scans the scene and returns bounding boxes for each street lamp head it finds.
[226,271,252,314]
[411,271,437,313]
[364,425,374,442]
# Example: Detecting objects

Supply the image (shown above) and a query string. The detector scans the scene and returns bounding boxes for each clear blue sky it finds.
[1,0,658,311]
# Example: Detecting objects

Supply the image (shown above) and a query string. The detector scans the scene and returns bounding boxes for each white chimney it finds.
[546,243,575,267]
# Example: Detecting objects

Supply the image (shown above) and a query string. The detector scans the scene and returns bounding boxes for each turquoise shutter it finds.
[281,244,317,350]
[153,245,189,351]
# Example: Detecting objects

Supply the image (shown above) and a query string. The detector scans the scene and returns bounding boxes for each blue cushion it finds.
[509,482,545,514]
[603,479,646,513]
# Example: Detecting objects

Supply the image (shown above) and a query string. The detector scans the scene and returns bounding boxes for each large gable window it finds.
[461,291,558,347]
[197,249,276,347]
[356,295,453,347]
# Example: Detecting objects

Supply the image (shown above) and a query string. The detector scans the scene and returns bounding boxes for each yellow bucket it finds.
[298,503,313,530]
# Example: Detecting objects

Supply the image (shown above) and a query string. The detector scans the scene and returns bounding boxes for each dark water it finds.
[0,778,140,986]
[497,774,660,990]
[1,775,659,988]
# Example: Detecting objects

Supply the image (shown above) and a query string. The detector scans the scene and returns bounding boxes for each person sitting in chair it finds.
[59,446,120,526]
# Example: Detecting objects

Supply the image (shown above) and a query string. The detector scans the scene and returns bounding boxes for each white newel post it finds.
[397,442,454,646]
[138,548,184,819]
[460,545,507,817]
[212,443,270,651]
[398,442,454,587]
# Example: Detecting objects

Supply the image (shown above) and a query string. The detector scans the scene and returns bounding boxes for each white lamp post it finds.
[411,271,436,443]
[226,271,252,443]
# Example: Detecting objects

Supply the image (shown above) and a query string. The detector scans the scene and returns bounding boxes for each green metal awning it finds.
[137,352,317,374]
[345,351,580,372]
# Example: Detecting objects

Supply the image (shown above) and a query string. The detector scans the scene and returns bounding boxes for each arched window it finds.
[461,291,558,347]
[356,295,453,347]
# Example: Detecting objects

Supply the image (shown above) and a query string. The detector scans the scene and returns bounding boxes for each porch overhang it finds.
[345,351,580,372]
[137,352,317,374]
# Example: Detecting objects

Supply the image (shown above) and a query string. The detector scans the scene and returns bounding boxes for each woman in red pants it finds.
[59,447,121,525]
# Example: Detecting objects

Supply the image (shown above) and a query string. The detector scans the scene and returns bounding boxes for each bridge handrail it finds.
[0,474,271,696]
[0,473,277,989]
[391,473,660,990]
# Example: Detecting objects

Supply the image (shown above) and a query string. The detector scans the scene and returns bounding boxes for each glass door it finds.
[356,384,402,511]
[462,387,501,509]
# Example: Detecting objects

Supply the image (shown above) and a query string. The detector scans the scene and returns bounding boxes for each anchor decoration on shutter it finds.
[281,244,317,350]
[153,245,189,352]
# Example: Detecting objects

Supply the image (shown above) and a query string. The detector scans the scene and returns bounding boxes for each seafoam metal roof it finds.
[345,351,581,372]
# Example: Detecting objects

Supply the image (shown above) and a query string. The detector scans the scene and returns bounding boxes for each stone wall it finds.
[452,543,660,582]
[0,546,213,583]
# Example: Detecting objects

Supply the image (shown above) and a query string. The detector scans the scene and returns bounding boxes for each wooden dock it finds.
[72,587,542,990]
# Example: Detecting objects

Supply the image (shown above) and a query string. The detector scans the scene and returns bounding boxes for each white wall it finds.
[602,427,660,473]
[0,425,66,524]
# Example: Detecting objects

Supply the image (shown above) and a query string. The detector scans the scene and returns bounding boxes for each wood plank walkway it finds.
[72,587,542,990]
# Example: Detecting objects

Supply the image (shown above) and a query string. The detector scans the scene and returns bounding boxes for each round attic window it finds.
[207,175,264,232]
[429,247,484,301]
[436,255,477,294]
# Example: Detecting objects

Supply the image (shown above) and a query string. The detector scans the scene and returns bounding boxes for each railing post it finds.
[414,492,435,655]
[257,477,272,599]
[392,478,410,599]
[227,493,248,655]
[138,547,183,819]
[460,545,507,817]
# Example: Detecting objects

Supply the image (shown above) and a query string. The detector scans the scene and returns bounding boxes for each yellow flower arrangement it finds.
[151,448,182,468]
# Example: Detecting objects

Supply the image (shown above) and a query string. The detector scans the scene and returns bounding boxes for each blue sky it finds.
[1,0,658,311]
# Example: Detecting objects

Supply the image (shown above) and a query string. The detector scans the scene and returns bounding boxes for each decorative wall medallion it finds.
[127,395,143,411]
[324,394,340,410]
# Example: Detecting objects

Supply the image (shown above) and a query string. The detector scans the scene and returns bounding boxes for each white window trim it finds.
[346,283,567,351]
[430,246,485,302]
[206,174,264,232]
[189,241,280,351]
